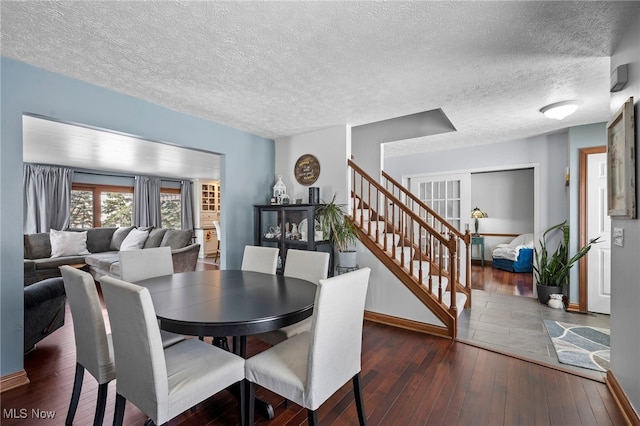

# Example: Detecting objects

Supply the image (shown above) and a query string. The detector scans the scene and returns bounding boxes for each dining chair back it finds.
[213,221,221,262]
[100,276,246,426]
[241,245,279,274]
[60,265,115,426]
[255,249,330,346]
[118,246,174,282]
[245,267,371,425]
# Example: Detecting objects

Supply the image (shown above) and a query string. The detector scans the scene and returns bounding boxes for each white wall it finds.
[609,8,640,413]
[275,125,350,206]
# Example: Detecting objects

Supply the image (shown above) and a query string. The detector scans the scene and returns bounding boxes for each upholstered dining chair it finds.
[240,245,279,274]
[61,265,116,426]
[245,267,371,426]
[118,246,185,347]
[100,276,247,426]
[118,246,174,282]
[254,249,330,346]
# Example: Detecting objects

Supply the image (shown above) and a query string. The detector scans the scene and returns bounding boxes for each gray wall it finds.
[609,9,640,412]
[471,169,534,259]
[1,57,274,376]
[385,132,569,234]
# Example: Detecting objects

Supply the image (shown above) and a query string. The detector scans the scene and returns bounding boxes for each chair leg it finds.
[113,393,126,426]
[65,363,85,425]
[93,382,109,426]
[245,381,255,426]
[353,373,367,426]
[307,409,318,426]
[239,380,246,426]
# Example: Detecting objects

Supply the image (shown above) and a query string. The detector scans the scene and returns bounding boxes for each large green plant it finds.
[316,194,358,252]
[533,221,600,287]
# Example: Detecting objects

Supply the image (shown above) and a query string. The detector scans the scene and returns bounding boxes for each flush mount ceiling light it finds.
[540,101,580,120]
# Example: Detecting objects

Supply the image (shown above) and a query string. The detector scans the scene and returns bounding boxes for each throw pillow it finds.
[119,228,150,251]
[50,229,91,258]
[110,226,134,250]
[144,228,167,248]
[160,229,193,250]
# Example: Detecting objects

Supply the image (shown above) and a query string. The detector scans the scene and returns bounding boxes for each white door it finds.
[587,152,611,314]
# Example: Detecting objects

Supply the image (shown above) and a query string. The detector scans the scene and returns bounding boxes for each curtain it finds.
[180,180,194,231]
[133,176,161,228]
[23,164,74,234]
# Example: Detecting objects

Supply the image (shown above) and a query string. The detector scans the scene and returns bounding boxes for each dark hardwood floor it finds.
[470,261,534,296]
[2,263,624,425]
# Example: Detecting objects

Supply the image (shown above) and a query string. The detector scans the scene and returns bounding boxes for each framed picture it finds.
[607,96,635,218]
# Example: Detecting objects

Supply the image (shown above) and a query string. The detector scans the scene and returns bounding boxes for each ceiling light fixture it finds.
[540,100,580,120]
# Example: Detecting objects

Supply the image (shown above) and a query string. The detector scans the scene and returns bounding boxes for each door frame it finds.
[576,146,606,313]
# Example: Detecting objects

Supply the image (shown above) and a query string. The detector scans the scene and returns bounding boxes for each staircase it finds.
[347,160,472,339]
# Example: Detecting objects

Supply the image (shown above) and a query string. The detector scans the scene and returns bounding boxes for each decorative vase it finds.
[536,284,563,305]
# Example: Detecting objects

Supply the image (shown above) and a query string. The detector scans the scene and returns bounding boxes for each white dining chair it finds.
[254,249,330,346]
[118,246,174,282]
[118,246,185,347]
[241,245,279,274]
[61,265,116,426]
[100,276,247,426]
[245,267,371,426]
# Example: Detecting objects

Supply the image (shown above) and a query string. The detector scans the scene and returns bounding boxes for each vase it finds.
[536,284,563,305]
[337,250,357,268]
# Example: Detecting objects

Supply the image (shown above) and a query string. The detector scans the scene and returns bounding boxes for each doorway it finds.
[579,147,611,314]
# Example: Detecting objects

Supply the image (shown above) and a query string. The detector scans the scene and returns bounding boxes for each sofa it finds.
[24,226,200,285]
[24,277,66,353]
[491,233,534,273]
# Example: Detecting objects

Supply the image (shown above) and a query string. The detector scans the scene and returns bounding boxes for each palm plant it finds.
[533,221,600,287]
[316,194,358,252]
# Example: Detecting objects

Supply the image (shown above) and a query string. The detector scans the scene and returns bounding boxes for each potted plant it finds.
[533,221,600,305]
[316,194,359,268]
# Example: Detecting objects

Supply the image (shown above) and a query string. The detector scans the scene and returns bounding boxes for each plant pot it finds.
[337,250,357,268]
[536,284,563,305]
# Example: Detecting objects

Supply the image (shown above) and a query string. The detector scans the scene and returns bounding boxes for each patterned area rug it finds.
[543,320,610,372]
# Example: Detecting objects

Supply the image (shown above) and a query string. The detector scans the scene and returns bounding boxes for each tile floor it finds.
[457,289,610,381]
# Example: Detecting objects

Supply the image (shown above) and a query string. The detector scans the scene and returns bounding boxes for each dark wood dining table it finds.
[134,269,317,419]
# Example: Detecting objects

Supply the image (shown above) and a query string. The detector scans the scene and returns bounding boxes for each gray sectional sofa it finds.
[23,226,199,285]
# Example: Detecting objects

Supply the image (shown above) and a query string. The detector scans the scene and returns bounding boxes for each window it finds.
[160,189,181,230]
[71,185,133,228]
[70,184,181,229]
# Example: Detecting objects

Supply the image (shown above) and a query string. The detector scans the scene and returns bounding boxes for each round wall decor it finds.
[294,154,320,186]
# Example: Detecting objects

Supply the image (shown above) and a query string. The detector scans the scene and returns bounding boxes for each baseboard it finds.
[566,302,581,313]
[606,370,640,425]
[364,310,452,339]
[0,370,30,393]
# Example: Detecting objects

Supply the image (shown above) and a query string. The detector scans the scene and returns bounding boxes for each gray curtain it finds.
[181,180,194,231]
[133,176,161,228]
[23,164,74,234]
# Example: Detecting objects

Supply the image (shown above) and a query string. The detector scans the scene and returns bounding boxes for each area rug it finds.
[543,320,610,372]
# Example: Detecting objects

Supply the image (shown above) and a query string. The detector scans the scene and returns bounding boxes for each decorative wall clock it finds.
[294,154,320,186]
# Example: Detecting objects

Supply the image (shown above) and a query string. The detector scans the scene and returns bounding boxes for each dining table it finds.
[134,269,317,419]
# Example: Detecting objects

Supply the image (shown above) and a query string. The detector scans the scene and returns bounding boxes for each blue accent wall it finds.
[1,57,274,375]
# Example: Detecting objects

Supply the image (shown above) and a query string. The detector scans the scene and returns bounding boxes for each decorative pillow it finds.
[110,226,134,250]
[119,228,150,251]
[50,229,90,258]
[160,229,193,250]
[144,228,168,248]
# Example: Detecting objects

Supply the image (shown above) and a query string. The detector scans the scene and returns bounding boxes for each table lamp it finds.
[470,207,488,236]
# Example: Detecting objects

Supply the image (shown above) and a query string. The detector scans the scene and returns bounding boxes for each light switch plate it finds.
[613,227,624,247]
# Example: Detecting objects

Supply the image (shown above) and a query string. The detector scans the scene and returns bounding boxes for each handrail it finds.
[348,159,468,336]
[382,170,467,242]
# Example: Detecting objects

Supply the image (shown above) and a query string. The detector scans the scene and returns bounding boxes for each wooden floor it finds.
[2,263,625,425]
[470,261,534,296]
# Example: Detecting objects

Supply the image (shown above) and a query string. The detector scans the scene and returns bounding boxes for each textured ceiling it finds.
[2,1,639,159]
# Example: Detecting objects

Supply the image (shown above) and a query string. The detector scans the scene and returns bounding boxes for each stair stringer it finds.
[354,222,462,339]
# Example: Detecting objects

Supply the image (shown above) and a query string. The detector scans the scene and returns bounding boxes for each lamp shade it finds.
[470,207,488,219]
